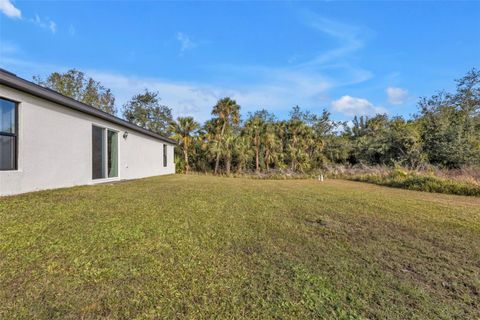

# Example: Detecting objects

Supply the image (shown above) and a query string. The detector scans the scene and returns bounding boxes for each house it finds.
[0,69,176,196]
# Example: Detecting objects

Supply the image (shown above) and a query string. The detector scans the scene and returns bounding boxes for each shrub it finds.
[351,171,480,196]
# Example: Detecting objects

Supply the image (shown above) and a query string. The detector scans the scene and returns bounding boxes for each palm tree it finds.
[234,136,253,173]
[223,133,236,175]
[286,118,311,172]
[244,114,266,172]
[171,116,199,174]
[263,123,280,171]
[211,97,240,174]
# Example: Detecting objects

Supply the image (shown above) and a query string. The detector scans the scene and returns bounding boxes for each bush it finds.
[351,171,480,196]
[185,165,480,196]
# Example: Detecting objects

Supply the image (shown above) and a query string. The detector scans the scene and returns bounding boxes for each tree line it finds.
[34,68,480,173]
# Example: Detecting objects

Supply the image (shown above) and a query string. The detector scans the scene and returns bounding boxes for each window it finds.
[163,144,167,167]
[92,126,118,179]
[0,98,17,170]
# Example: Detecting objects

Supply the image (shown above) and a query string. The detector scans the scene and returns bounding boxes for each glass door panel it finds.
[107,130,118,178]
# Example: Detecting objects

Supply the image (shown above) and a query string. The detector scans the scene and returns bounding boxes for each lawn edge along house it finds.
[0,69,176,196]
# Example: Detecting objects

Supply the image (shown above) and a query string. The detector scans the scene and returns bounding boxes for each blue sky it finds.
[1,1,479,122]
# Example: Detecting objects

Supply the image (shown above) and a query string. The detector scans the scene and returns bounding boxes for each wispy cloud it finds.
[86,16,372,120]
[0,41,19,55]
[50,20,57,33]
[88,71,219,121]
[331,95,386,116]
[30,14,57,34]
[386,86,408,105]
[297,12,373,68]
[0,1,57,34]
[87,70,332,122]
[197,14,374,115]
[1,56,370,122]
[176,32,196,53]
[0,0,21,18]
[1,11,379,121]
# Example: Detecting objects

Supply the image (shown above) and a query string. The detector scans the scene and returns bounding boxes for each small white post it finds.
[318,174,324,182]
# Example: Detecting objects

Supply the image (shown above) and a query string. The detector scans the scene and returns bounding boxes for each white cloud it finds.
[87,70,333,122]
[0,1,58,34]
[0,0,21,18]
[176,32,196,53]
[0,14,377,122]
[331,95,386,116]
[386,86,408,105]
[86,15,374,120]
[0,53,337,122]
[31,14,57,34]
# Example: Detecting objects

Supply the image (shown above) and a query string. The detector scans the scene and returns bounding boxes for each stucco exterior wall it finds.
[0,85,175,196]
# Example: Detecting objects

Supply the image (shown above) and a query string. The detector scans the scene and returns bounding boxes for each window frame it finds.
[91,124,120,181]
[0,97,18,171]
[163,144,167,167]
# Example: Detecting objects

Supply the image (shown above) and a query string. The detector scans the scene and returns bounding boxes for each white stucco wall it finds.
[0,85,175,196]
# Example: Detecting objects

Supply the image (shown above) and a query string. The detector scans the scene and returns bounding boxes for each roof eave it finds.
[0,70,178,145]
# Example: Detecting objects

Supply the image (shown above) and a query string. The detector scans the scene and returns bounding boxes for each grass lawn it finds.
[1,175,479,319]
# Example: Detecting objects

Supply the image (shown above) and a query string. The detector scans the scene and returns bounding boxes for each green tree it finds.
[233,135,253,173]
[223,133,236,175]
[171,117,200,173]
[306,109,336,168]
[349,115,389,165]
[263,122,280,171]
[191,125,215,173]
[211,97,240,174]
[244,111,267,172]
[285,107,315,172]
[383,117,424,167]
[33,69,116,114]
[324,134,352,164]
[260,111,282,171]
[418,69,480,167]
[123,89,173,136]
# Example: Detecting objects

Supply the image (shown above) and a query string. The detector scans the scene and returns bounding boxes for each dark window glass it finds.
[0,135,15,170]
[92,126,105,179]
[0,99,15,134]
[163,144,167,167]
[107,130,118,178]
[0,98,17,170]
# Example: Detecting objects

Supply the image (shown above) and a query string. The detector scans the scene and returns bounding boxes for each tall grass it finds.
[186,165,480,196]
[350,169,480,196]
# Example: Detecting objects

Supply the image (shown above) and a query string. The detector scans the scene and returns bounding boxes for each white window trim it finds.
[91,123,121,183]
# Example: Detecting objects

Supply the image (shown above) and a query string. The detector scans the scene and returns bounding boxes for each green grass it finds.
[1,175,479,319]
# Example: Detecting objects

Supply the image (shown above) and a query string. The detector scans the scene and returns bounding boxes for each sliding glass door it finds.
[107,130,118,178]
[92,126,105,179]
[92,126,118,179]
